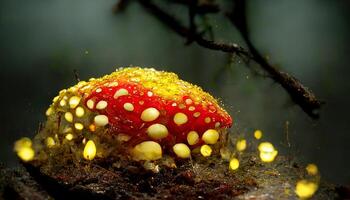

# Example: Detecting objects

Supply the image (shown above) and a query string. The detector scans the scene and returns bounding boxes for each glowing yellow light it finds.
[74,123,84,130]
[254,130,263,139]
[229,158,239,171]
[65,133,74,141]
[236,139,247,152]
[46,137,56,148]
[200,144,212,157]
[306,164,318,176]
[17,147,35,162]
[69,96,81,109]
[89,124,96,132]
[14,137,35,162]
[258,142,278,162]
[83,140,97,160]
[14,137,32,152]
[45,107,53,116]
[295,180,318,199]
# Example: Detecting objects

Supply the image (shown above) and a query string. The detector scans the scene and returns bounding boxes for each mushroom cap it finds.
[45,67,232,161]
[76,67,232,148]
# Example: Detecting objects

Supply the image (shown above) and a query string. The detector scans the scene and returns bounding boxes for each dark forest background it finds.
[0,0,349,184]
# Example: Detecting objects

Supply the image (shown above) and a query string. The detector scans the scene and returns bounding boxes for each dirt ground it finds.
[0,153,343,200]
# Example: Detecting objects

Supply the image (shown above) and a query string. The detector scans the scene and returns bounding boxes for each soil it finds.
[0,153,344,200]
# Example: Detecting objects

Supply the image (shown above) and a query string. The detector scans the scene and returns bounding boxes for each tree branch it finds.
[137,0,250,57]
[116,0,323,119]
[227,0,322,118]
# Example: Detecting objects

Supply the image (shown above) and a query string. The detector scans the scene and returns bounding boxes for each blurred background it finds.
[0,0,349,184]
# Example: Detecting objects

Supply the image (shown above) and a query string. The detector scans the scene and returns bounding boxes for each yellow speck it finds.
[189,106,195,111]
[147,123,169,139]
[254,130,263,139]
[83,140,97,160]
[258,142,278,162]
[113,88,129,99]
[74,123,84,130]
[95,88,102,93]
[69,96,81,109]
[116,133,131,142]
[215,122,221,128]
[204,117,211,123]
[229,158,239,171]
[108,81,119,87]
[94,115,109,126]
[141,107,160,122]
[236,139,247,152]
[178,103,186,109]
[14,138,35,162]
[64,112,73,123]
[131,141,162,161]
[187,131,199,145]
[173,143,191,158]
[65,133,73,141]
[89,124,96,132]
[173,112,188,125]
[52,96,59,103]
[75,106,85,117]
[46,107,53,116]
[14,137,32,152]
[46,137,55,148]
[123,102,134,111]
[96,100,108,110]
[200,144,212,157]
[59,99,67,107]
[202,129,219,144]
[306,164,318,176]
[87,99,95,109]
[17,147,35,162]
[295,180,318,199]
[185,98,193,105]
[193,112,200,118]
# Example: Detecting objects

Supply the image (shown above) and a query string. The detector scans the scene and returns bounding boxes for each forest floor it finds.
[0,153,344,200]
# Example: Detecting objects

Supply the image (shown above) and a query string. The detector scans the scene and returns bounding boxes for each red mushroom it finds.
[32,67,233,162]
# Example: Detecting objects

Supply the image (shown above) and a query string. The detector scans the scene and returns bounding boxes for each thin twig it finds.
[73,69,80,82]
